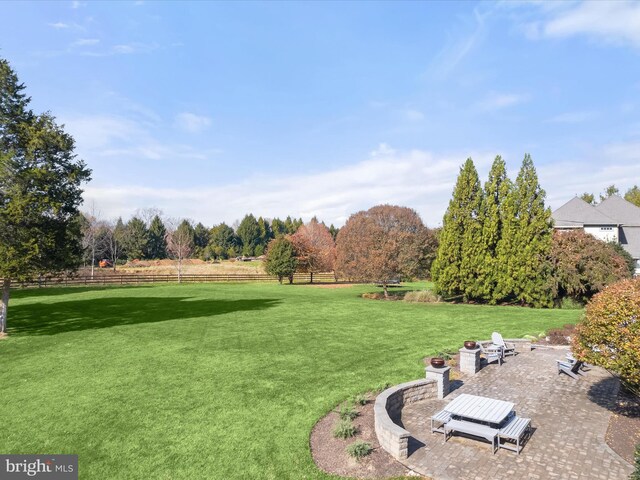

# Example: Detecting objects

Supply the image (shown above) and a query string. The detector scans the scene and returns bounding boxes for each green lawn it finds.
[0,283,581,479]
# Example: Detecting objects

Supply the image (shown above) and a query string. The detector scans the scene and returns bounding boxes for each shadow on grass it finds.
[9,296,281,336]
[10,285,156,299]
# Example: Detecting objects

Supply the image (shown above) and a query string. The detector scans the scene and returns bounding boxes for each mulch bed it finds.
[606,385,640,464]
[310,399,425,479]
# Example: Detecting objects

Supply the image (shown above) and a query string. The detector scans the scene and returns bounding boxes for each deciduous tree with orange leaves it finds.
[335,205,436,297]
[290,218,336,283]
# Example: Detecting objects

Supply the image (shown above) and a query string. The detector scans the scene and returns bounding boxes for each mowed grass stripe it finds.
[0,283,581,479]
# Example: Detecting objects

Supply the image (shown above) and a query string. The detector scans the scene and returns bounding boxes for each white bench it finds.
[444,419,499,454]
[430,409,451,434]
[499,415,531,454]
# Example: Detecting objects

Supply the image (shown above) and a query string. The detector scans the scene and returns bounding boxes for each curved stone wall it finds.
[374,379,437,460]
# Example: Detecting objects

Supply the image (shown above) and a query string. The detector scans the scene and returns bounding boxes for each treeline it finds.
[579,184,640,206]
[81,210,341,268]
[432,154,632,307]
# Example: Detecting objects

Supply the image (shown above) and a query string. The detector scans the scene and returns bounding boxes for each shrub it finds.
[573,277,640,386]
[560,297,584,310]
[264,237,298,284]
[352,393,368,406]
[550,230,630,303]
[339,402,358,421]
[346,440,373,459]
[404,290,441,303]
[333,419,357,439]
[632,444,640,480]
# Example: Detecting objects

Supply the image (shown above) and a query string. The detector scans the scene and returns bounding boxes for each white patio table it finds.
[444,393,514,426]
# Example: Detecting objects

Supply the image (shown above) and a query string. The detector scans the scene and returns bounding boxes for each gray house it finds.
[552,195,640,276]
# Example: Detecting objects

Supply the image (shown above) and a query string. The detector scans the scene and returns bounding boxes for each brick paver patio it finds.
[400,347,633,480]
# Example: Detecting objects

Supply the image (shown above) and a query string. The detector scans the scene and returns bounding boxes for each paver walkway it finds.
[400,347,633,480]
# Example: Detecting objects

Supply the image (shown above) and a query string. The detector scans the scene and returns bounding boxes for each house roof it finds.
[620,226,640,259]
[595,195,640,226]
[551,197,618,227]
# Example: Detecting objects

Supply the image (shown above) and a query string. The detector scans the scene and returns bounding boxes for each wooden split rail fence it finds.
[12,272,342,289]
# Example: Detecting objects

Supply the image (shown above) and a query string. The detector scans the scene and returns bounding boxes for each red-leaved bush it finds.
[572,277,640,386]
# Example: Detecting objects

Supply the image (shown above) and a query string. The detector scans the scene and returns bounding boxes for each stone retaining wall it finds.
[374,379,437,460]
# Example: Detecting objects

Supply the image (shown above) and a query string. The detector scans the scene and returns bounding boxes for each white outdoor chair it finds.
[492,332,516,357]
[479,342,503,366]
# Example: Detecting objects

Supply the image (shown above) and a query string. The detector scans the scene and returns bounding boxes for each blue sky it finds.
[2,0,640,227]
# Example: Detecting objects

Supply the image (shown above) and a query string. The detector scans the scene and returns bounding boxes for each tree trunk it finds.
[178,257,182,283]
[310,272,313,284]
[1,278,11,334]
[91,243,95,279]
[288,274,294,284]
[383,284,389,298]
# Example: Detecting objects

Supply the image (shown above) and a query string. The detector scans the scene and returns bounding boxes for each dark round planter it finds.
[464,340,477,350]
[430,357,446,368]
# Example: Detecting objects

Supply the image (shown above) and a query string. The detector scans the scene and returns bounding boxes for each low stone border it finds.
[374,378,437,460]
[477,338,532,352]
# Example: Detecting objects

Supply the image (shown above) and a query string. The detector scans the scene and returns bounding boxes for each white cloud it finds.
[547,110,596,123]
[174,113,212,133]
[71,1,86,8]
[72,38,100,47]
[62,114,219,162]
[426,5,494,80]
[49,22,70,29]
[518,1,640,48]
[82,143,496,227]
[477,92,530,111]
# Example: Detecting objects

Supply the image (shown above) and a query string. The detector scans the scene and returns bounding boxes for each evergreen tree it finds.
[271,218,287,237]
[256,216,273,256]
[236,214,261,256]
[146,215,167,259]
[431,158,483,300]
[124,217,149,260]
[475,156,511,302]
[193,222,210,258]
[264,236,298,284]
[0,58,91,333]
[284,216,295,234]
[495,154,553,307]
[328,224,339,241]
[209,223,239,259]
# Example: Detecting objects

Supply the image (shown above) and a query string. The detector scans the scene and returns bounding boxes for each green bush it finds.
[332,419,357,439]
[346,440,373,459]
[560,297,584,310]
[339,402,358,421]
[352,393,368,406]
[404,290,441,303]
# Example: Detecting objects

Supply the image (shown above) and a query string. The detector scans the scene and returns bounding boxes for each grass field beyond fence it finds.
[0,283,582,479]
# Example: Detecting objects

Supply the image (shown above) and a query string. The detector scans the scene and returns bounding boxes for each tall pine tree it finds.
[495,154,553,307]
[475,156,511,302]
[146,215,167,259]
[432,158,483,300]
